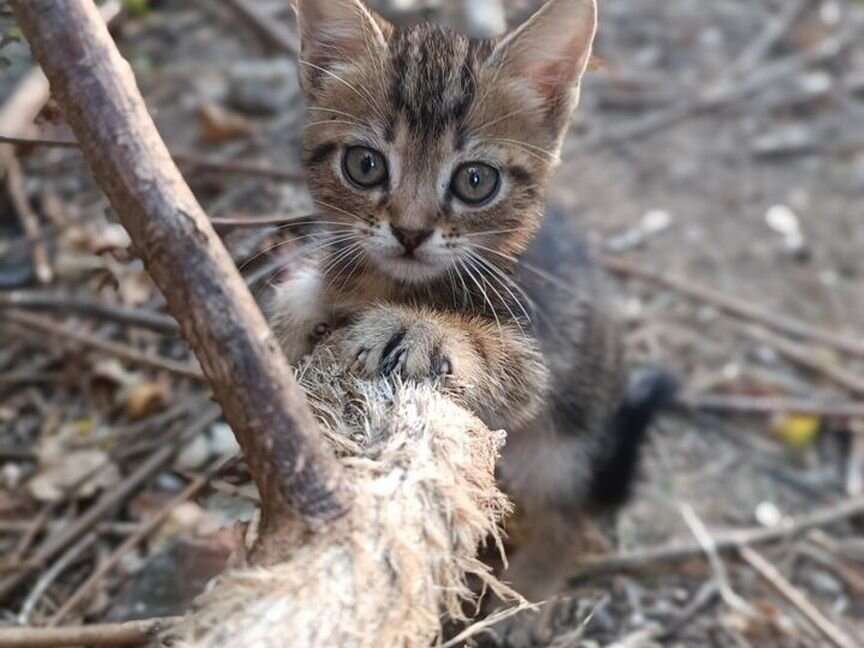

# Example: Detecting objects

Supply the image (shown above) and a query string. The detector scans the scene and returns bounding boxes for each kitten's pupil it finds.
[361,153,376,175]
[343,146,387,188]
[451,162,500,205]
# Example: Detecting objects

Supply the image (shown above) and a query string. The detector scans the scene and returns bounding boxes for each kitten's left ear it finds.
[294,0,392,94]
[488,0,597,106]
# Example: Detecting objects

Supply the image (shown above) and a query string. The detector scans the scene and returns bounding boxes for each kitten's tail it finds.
[588,367,679,510]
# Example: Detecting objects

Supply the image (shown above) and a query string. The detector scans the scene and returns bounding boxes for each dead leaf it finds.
[198,102,256,144]
[28,448,120,502]
[123,378,169,420]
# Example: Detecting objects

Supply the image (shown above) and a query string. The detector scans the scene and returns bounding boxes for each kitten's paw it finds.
[340,307,477,382]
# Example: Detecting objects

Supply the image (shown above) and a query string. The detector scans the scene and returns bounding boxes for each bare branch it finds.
[9,0,350,552]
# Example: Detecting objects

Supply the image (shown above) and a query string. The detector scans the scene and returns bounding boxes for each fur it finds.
[270,0,670,602]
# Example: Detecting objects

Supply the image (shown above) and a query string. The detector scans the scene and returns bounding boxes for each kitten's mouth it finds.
[376,253,448,284]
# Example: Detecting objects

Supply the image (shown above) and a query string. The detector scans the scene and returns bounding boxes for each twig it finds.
[677,393,864,419]
[12,0,349,552]
[17,533,97,625]
[0,616,179,648]
[576,495,864,576]
[679,503,755,616]
[50,453,238,625]
[0,291,179,334]
[0,405,219,601]
[0,135,305,183]
[730,0,816,74]
[578,24,861,150]
[740,546,857,648]
[600,255,864,360]
[4,311,203,381]
[5,156,53,283]
[220,0,300,55]
[745,325,864,398]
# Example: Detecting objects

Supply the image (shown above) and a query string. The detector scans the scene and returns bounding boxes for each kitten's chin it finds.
[374,256,448,284]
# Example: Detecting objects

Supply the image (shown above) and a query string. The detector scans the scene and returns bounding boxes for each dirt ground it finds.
[1,1,863,646]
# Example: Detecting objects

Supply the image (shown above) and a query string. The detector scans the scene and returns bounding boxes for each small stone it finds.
[227,58,300,116]
[208,422,240,456]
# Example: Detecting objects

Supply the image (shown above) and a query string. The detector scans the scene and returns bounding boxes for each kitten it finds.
[271,0,674,604]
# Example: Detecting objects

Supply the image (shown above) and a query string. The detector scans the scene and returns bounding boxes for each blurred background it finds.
[1,0,863,646]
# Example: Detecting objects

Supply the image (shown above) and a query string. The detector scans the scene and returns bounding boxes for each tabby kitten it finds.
[271,0,672,602]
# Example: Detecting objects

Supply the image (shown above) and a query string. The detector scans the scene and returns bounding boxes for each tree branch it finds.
[9,0,350,549]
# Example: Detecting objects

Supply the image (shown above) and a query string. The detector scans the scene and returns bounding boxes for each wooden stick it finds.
[50,454,237,625]
[576,495,864,576]
[745,326,864,397]
[0,617,179,648]
[221,0,300,55]
[0,135,305,183]
[677,393,864,419]
[600,255,864,360]
[0,290,180,334]
[0,406,219,601]
[5,311,203,381]
[740,546,857,648]
[10,0,349,557]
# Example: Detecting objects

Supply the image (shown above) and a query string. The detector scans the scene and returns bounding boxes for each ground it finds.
[1,0,863,646]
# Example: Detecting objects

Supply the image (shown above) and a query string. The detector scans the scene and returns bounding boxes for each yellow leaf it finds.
[772,414,821,449]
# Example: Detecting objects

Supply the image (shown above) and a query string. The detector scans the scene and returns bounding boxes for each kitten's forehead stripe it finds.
[389,24,487,142]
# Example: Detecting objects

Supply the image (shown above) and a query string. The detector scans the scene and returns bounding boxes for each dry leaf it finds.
[28,449,121,502]
[123,379,169,420]
[198,102,256,143]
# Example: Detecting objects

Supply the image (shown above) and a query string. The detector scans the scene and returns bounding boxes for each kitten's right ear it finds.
[487,0,597,107]
[294,0,391,94]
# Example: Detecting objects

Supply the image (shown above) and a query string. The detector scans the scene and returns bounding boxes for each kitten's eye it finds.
[450,163,501,206]
[342,146,388,188]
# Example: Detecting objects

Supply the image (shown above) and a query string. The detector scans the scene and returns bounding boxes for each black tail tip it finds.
[589,366,679,510]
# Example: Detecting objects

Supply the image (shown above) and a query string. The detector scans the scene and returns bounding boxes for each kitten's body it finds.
[271,0,671,605]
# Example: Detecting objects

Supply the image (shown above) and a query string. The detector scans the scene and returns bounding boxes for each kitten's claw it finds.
[342,310,461,383]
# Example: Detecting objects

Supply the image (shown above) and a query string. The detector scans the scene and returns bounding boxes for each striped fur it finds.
[271,0,662,607]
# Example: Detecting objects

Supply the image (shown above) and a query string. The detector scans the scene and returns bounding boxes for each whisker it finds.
[306,107,366,124]
[488,138,559,163]
[463,227,534,238]
[313,199,370,223]
[303,120,365,130]
[458,257,503,340]
[466,255,524,334]
[468,251,532,326]
[297,60,385,120]
[238,230,357,272]
[470,244,582,297]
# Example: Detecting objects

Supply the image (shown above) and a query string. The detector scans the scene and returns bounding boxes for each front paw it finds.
[340,308,476,382]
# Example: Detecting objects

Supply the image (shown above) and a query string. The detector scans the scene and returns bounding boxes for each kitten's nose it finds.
[390,225,432,253]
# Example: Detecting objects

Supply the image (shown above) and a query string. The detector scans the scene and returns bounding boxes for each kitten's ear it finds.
[294,0,391,93]
[488,0,597,105]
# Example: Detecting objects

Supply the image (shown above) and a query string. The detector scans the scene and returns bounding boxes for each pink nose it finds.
[390,225,432,253]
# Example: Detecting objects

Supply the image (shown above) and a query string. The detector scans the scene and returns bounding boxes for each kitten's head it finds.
[295,0,596,287]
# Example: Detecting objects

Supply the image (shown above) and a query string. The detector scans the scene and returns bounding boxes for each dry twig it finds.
[577,495,864,576]
[0,291,179,334]
[50,453,238,625]
[740,546,857,648]
[0,616,179,648]
[13,0,349,564]
[601,255,864,360]
[677,393,864,419]
[0,405,219,601]
[5,311,203,381]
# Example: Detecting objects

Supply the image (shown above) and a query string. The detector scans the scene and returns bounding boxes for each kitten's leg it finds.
[268,265,335,364]
[336,304,549,430]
